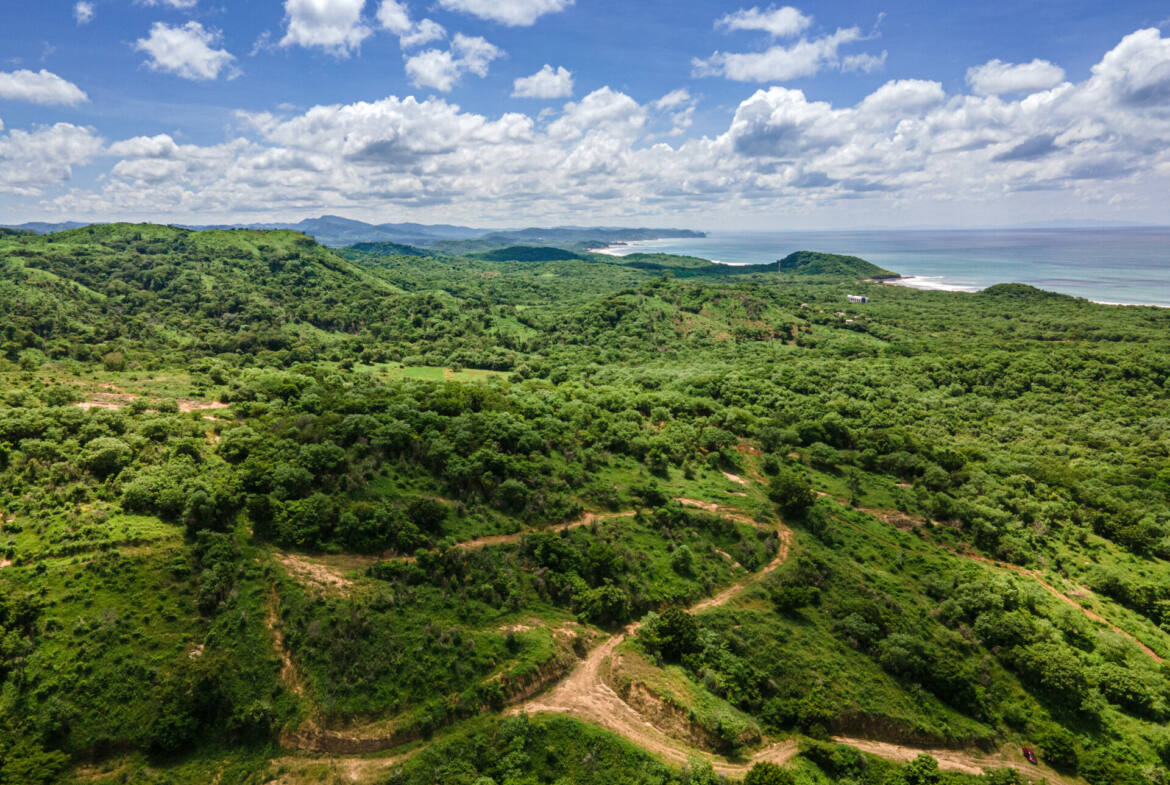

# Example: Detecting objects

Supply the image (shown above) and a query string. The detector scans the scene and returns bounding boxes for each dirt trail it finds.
[962,552,1165,663]
[267,589,304,697]
[836,737,1072,785]
[276,510,638,580]
[267,750,418,785]
[515,513,793,776]
[832,505,1167,665]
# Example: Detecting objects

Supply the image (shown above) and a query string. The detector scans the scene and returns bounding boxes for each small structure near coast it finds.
[847,294,869,304]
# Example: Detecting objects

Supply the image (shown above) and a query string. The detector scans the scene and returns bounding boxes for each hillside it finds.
[779,251,900,279]
[0,223,401,365]
[1,225,1169,785]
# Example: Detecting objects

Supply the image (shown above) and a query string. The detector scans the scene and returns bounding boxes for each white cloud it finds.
[17,27,1170,229]
[694,27,868,82]
[405,34,502,91]
[74,2,95,25]
[654,89,692,110]
[437,0,573,27]
[280,0,370,57]
[1085,28,1170,107]
[842,51,887,73]
[376,0,445,48]
[107,133,182,158]
[859,79,945,113]
[716,6,812,38]
[967,58,1066,95]
[0,123,103,196]
[138,0,199,7]
[0,69,88,105]
[548,87,644,141]
[512,65,573,98]
[135,22,237,80]
[653,89,697,136]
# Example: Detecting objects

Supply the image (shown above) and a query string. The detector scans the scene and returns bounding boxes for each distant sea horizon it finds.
[594,227,1170,307]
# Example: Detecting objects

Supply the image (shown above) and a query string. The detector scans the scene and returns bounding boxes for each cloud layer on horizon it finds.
[3,25,1170,226]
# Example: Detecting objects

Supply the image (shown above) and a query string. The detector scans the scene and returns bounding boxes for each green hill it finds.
[472,245,585,262]
[347,240,431,257]
[0,223,401,364]
[2,224,1169,785]
[779,250,899,278]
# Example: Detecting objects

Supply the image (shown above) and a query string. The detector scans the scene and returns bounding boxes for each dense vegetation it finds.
[1,225,1168,785]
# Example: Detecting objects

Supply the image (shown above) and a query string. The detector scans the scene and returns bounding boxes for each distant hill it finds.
[3,215,704,250]
[348,241,431,257]
[472,246,585,262]
[778,250,899,278]
[979,283,1084,302]
[1,220,91,234]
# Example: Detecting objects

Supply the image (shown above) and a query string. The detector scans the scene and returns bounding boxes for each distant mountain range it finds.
[0,215,705,249]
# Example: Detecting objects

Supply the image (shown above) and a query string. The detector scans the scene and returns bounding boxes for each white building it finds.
[847,295,869,304]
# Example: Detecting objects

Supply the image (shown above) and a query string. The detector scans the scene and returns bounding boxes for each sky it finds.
[1,1,1169,230]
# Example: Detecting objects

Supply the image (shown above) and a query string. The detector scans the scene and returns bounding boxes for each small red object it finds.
[1022,747,1038,765]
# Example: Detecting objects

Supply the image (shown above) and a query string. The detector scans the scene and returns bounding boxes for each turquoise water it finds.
[597,228,1170,307]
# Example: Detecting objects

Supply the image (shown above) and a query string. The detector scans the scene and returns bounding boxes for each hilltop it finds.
[779,251,900,279]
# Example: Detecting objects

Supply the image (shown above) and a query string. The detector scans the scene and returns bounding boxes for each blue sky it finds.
[2,1,1169,228]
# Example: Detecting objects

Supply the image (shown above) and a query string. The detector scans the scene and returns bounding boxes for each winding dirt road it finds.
[514,517,794,778]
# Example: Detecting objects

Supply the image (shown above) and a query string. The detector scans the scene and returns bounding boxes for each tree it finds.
[767,466,816,515]
[902,754,941,785]
[79,437,132,478]
[743,761,794,785]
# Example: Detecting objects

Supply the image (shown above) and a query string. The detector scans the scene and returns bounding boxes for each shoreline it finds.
[884,276,1169,308]
[590,243,1170,309]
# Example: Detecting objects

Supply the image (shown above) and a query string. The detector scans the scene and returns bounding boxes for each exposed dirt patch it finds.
[188,644,205,660]
[267,751,418,785]
[75,392,137,411]
[859,507,935,530]
[267,589,304,698]
[0,560,11,570]
[723,472,748,486]
[676,498,719,513]
[277,553,355,593]
[179,399,230,413]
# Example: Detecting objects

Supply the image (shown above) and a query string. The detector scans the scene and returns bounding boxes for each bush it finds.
[743,761,794,785]
[79,437,132,478]
[767,466,816,515]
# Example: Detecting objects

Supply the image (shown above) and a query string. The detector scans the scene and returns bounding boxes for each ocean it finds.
[595,228,1170,307]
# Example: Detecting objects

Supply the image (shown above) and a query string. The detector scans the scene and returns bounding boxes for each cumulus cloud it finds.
[405,34,502,91]
[74,2,95,25]
[15,27,1170,227]
[694,26,871,82]
[653,89,698,136]
[0,69,88,105]
[967,58,1066,95]
[280,0,370,57]
[138,0,199,7]
[512,65,573,98]
[715,6,812,37]
[858,79,944,113]
[1086,28,1170,107]
[437,0,573,27]
[135,22,237,80]
[0,123,103,195]
[376,0,445,48]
